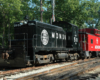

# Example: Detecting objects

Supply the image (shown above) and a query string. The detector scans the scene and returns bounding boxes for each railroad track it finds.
[73,66,100,80]
[0,58,99,80]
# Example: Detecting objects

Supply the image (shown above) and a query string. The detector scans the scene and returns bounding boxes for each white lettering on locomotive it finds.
[96,38,98,44]
[63,34,64,40]
[74,37,78,42]
[91,46,93,48]
[56,33,58,39]
[41,29,49,45]
[65,35,66,40]
[74,37,75,42]
[52,32,55,38]
[76,38,78,42]
[95,45,100,49]
[59,34,61,39]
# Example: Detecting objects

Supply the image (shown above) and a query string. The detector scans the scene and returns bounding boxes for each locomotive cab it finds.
[53,21,81,51]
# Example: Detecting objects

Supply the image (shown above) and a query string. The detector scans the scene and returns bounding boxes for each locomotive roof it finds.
[53,21,78,27]
[28,20,65,32]
[79,32,99,36]
[14,20,65,32]
[79,28,98,30]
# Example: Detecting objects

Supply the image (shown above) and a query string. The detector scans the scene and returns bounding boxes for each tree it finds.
[0,0,23,46]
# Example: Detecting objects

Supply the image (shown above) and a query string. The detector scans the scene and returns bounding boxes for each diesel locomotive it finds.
[0,20,100,67]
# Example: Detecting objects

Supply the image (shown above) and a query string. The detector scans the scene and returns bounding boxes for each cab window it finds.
[91,39,93,44]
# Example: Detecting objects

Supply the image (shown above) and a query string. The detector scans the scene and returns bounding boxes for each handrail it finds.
[8,33,28,56]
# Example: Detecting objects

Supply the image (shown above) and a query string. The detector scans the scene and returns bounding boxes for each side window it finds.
[91,39,93,44]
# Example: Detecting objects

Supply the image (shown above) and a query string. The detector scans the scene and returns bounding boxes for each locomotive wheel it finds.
[67,55,70,60]
[74,55,79,60]
[50,57,53,63]
[76,55,79,60]
[53,60,57,63]
[34,58,39,66]
[99,53,100,57]
[74,55,77,60]
[65,58,68,61]
[84,56,87,59]
[96,55,99,57]
[95,52,99,57]
[77,55,80,60]
[69,56,73,61]
[89,53,92,59]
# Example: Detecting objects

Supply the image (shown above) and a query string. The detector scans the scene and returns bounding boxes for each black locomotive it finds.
[0,20,82,67]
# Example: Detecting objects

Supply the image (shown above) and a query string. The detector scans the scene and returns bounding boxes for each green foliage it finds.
[0,0,100,46]
[0,0,23,46]
[55,0,100,28]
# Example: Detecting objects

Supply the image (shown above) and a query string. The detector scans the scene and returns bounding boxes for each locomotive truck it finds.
[0,20,99,67]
